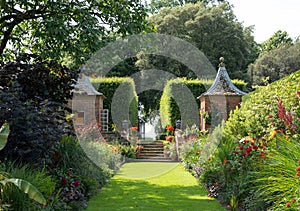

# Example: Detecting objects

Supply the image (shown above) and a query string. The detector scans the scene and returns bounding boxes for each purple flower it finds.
[61,177,68,186]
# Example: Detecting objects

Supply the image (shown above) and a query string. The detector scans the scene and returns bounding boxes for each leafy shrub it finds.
[201,70,300,210]
[52,136,123,210]
[91,77,138,130]
[0,163,53,210]
[225,69,300,140]
[117,144,143,159]
[0,54,78,166]
[250,133,300,210]
[83,141,122,173]
[57,136,116,187]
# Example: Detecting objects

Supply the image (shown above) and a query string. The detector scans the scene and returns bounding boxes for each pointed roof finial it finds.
[199,57,246,96]
[219,57,225,67]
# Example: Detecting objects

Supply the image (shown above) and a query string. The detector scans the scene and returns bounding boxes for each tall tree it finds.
[0,0,150,66]
[148,0,227,13]
[134,2,258,120]
[140,2,258,79]
[248,42,300,85]
[261,30,293,52]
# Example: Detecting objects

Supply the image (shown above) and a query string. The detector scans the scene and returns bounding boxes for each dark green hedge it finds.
[91,77,138,131]
[160,78,247,128]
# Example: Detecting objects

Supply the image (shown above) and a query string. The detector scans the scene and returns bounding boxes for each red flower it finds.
[296,172,300,177]
[297,90,300,95]
[241,151,247,157]
[239,146,243,150]
[246,146,252,154]
[298,160,300,164]
[296,166,300,171]
[61,177,68,186]
[131,126,138,131]
[286,202,291,207]
[269,153,273,157]
[234,151,239,155]
[244,139,249,143]
[291,199,296,203]
[268,115,273,119]
[73,180,80,187]
[253,145,259,150]
[166,125,174,131]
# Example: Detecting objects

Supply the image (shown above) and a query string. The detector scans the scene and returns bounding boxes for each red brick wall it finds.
[71,95,104,125]
[200,95,242,131]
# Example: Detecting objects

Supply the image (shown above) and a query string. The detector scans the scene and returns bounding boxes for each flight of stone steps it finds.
[137,141,175,161]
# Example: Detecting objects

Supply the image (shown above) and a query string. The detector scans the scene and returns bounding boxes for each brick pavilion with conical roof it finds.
[198,57,246,131]
[72,74,105,126]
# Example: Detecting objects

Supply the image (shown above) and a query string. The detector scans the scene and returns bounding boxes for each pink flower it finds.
[73,180,80,187]
[297,90,300,95]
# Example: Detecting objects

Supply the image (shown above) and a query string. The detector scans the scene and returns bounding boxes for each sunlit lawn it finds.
[86,162,226,211]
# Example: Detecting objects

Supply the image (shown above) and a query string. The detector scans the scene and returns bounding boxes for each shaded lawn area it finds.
[86,162,226,211]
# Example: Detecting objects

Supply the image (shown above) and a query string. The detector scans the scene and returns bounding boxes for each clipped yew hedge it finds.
[160,78,247,128]
[91,77,138,130]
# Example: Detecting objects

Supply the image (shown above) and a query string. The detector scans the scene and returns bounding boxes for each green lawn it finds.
[86,162,226,211]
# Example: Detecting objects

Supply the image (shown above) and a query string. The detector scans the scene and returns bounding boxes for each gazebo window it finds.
[74,111,85,125]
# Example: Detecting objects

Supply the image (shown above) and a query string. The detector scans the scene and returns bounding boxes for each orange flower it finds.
[166,125,174,131]
[166,136,174,142]
[130,126,138,131]
[286,202,291,207]
[269,130,277,140]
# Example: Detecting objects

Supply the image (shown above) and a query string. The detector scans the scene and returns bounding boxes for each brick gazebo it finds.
[72,75,105,126]
[198,57,246,131]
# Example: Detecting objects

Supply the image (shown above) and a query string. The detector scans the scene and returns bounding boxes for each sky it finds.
[228,0,300,43]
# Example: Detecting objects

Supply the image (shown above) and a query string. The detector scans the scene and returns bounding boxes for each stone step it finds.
[137,141,167,160]
[141,148,164,151]
[139,152,164,157]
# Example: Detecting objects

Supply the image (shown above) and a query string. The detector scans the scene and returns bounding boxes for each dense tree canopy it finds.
[139,3,258,80]
[0,0,150,66]
[248,42,300,85]
[147,0,227,13]
[261,30,293,52]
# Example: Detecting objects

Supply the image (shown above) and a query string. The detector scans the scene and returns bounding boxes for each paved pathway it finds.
[86,162,226,211]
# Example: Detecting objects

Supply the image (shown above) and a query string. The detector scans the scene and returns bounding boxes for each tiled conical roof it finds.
[201,58,246,96]
[74,75,104,96]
